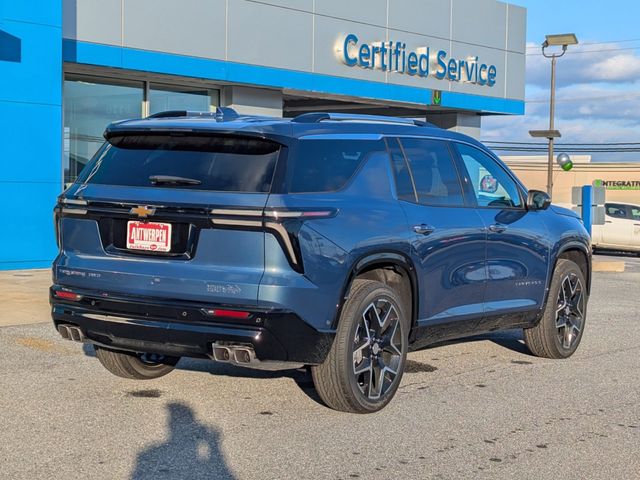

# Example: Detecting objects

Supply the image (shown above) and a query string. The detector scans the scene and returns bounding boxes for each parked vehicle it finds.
[51,109,591,413]
[592,202,640,255]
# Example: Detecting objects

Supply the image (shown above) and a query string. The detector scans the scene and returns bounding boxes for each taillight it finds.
[263,210,335,220]
[210,207,337,274]
[203,309,251,319]
[53,290,83,302]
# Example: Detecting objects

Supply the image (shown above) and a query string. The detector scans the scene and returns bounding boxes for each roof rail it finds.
[292,112,434,128]
[147,107,239,120]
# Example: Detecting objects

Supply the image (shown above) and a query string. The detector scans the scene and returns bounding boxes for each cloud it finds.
[525,42,640,88]
[481,42,640,162]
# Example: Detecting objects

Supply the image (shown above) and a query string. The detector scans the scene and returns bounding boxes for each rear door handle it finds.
[488,224,507,233]
[605,220,612,223]
[413,224,435,235]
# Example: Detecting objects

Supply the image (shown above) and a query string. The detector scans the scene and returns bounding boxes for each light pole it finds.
[529,33,578,198]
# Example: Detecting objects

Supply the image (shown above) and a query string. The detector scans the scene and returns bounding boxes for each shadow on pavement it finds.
[131,402,235,480]
[176,359,323,405]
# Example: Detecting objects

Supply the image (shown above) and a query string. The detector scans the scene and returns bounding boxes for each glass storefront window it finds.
[63,74,220,188]
[63,76,143,187]
[149,84,216,115]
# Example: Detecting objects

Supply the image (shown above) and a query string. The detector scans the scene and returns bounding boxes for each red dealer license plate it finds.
[126,221,172,252]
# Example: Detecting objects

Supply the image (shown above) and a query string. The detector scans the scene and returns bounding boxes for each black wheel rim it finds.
[555,273,585,350]
[352,298,403,400]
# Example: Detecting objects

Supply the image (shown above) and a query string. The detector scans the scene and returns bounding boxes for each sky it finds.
[481,0,640,162]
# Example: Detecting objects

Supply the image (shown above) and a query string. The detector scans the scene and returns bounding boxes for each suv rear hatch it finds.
[54,132,282,306]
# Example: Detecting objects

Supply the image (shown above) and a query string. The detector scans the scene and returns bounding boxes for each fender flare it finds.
[537,240,592,323]
[331,251,419,331]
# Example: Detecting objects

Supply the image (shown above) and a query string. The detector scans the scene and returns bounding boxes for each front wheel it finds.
[95,346,180,380]
[312,280,409,413]
[524,259,587,359]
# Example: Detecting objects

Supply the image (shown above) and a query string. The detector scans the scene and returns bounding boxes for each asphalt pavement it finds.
[0,265,638,479]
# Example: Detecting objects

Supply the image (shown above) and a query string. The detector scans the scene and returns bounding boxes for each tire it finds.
[95,346,179,380]
[311,279,409,413]
[524,259,588,359]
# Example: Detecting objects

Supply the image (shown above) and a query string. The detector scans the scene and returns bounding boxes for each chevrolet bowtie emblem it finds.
[130,205,156,218]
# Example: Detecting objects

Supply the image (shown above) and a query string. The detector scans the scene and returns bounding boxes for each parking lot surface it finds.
[0,265,639,479]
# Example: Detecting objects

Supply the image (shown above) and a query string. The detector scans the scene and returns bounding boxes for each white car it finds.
[592,202,640,255]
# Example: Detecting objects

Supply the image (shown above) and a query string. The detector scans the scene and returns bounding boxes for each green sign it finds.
[593,179,640,190]
[432,90,442,106]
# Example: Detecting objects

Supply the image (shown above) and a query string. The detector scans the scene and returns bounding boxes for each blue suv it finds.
[51,109,591,413]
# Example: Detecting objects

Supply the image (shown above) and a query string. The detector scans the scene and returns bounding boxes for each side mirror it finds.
[527,190,551,211]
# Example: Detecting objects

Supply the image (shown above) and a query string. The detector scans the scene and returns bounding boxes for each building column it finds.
[425,113,481,139]
[0,0,62,269]
[221,86,283,117]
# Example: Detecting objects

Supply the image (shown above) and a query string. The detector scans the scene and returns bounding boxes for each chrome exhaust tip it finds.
[212,345,232,362]
[233,347,254,364]
[57,324,84,342]
[57,324,71,340]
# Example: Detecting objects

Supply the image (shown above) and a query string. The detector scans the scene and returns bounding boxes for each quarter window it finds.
[398,138,464,206]
[287,139,385,193]
[631,207,640,220]
[454,143,523,208]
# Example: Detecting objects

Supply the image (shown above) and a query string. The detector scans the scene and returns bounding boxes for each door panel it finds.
[401,203,487,323]
[475,209,550,314]
[452,142,550,318]
[602,204,633,246]
[389,137,487,327]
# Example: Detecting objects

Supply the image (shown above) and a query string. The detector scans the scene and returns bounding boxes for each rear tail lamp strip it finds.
[210,208,337,273]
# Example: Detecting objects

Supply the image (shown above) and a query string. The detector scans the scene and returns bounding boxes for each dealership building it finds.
[1,0,528,269]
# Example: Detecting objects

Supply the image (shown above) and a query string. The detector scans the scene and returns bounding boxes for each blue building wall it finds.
[0,0,62,270]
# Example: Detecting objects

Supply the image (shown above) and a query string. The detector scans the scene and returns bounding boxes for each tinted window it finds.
[454,143,523,208]
[631,206,640,220]
[399,138,464,206]
[605,204,628,219]
[288,139,385,193]
[387,138,417,202]
[80,135,280,192]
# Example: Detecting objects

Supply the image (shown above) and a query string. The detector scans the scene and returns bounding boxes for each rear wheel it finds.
[95,346,179,380]
[312,280,409,413]
[524,259,587,359]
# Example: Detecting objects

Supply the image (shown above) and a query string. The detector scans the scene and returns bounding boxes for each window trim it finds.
[450,141,527,211]
[385,137,419,204]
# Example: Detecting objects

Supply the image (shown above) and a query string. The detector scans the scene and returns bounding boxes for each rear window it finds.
[79,134,281,192]
[287,139,386,193]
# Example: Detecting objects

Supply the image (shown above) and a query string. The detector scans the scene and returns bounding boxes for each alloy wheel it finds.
[352,298,404,400]
[555,273,585,349]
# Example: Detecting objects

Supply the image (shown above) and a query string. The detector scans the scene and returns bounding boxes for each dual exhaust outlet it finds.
[58,324,85,342]
[212,343,256,365]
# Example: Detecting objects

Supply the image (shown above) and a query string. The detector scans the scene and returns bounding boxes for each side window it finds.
[399,138,464,206]
[288,139,385,193]
[454,143,523,208]
[605,204,628,219]
[387,138,417,202]
[631,206,640,220]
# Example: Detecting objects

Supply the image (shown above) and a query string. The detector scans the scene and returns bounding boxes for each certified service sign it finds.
[337,34,498,87]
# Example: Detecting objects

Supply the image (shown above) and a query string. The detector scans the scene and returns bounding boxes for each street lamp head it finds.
[542,33,579,49]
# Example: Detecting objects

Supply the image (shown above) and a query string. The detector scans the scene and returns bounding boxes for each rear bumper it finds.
[50,286,334,364]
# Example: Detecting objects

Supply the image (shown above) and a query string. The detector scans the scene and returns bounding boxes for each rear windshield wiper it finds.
[149,175,202,186]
